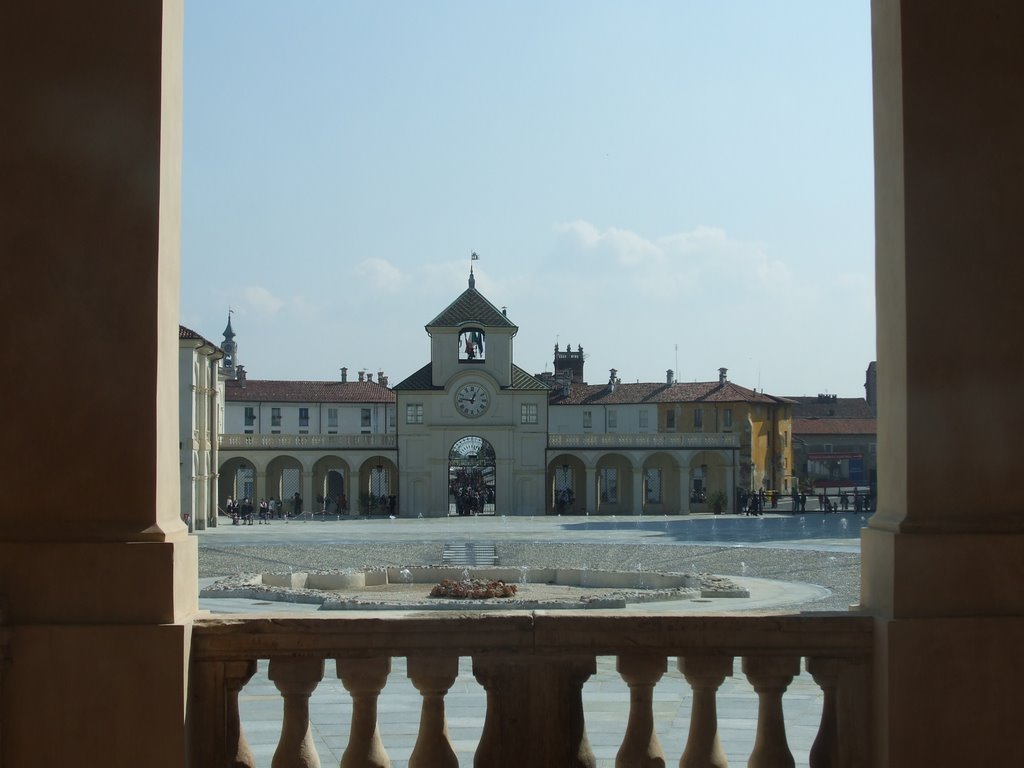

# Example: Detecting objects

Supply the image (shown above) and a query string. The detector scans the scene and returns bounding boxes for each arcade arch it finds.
[359,455,398,515]
[449,436,496,516]
[218,456,255,509]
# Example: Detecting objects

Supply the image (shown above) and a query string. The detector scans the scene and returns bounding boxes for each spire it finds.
[469,266,476,289]
[223,309,235,341]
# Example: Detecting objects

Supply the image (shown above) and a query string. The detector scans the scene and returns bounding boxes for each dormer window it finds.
[459,328,485,362]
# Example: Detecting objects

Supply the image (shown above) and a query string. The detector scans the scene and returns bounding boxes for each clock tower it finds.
[393,268,549,517]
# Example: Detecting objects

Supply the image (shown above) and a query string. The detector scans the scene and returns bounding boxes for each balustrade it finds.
[548,433,740,450]
[220,434,398,450]
[190,614,871,767]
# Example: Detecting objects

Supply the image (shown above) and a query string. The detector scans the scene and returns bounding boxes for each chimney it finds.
[366,372,374,383]
[381,374,389,387]
[666,369,674,385]
[377,370,384,385]
[718,367,728,383]
[341,367,348,383]
[609,368,618,392]
[236,365,247,387]
[358,371,365,383]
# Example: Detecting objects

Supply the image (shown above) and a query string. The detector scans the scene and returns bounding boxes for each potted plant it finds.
[708,489,729,515]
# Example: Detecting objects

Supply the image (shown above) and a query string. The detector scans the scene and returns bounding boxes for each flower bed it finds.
[429,578,518,600]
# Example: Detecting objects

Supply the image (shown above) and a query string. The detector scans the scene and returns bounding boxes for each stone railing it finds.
[219,433,398,450]
[548,432,741,450]
[191,612,871,767]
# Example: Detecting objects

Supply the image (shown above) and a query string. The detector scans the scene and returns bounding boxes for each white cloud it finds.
[243,285,285,314]
[355,258,405,293]
[555,220,792,295]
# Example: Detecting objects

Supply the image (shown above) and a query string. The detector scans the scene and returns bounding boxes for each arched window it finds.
[458,328,485,362]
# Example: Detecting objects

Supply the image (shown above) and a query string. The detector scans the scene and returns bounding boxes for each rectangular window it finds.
[299,407,309,427]
[869,442,877,455]
[244,406,255,427]
[389,410,396,429]
[599,467,618,503]
[645,468,663,503]
[607,409,617,429]
[406,404,424,424]
[693,408,704,430]
[639,410,649,429]
[361,408,372,432]
[723,408,733,429]
[666,409,676,430]
[271,407,281,427]
[327,408,338,428]
[583,410,593,429]
[521,403,538,424]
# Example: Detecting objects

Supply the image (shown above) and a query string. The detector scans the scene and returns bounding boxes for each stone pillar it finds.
[632,466,645,515]
[678,461,691,515]
[474,655,596,767]
[256,470,269,506]
[0,1,196,764]
[302,467,315,516]
[724,460,735,515]
[862,2,1024,765]
[584,467,597,514]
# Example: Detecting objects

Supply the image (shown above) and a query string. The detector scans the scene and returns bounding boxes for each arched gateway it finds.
[448,436,496,516]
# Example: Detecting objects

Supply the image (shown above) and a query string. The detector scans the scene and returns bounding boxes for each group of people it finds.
[789,487,873,513]
[225,493,304,525]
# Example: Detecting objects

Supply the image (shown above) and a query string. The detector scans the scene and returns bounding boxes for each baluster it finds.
[678,655,733,768]
[742,656,800,768]
[474,655,596,768]
[226,660,259,768]
[806,657,839,768]
[191,659,258,768]
[337,656,391,768]
[806,656,870,768]
[615,654,667,768]
[269,657,325,768]
[407,655,459,768]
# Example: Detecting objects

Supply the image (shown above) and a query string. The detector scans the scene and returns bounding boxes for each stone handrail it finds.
[191,612,872,767]
[219,433,398,450]
[548,432,741,449]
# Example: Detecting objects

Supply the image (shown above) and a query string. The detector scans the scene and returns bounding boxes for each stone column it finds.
[678,460,691,515]
[862,2,1024,766]
[584,467,597,514]
[256,470,269,506]
[632,466,645,515]
[0,1,196,764]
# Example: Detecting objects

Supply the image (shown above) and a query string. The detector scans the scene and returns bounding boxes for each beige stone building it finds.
[393,270,550,516]
[178,325,224,531]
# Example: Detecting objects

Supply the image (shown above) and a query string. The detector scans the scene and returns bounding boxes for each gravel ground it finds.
[199,540,860,613]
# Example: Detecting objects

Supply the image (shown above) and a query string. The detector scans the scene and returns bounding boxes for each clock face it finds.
[455,383,490,418]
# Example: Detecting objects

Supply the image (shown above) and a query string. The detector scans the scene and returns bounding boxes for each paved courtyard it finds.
[197,512,866,767]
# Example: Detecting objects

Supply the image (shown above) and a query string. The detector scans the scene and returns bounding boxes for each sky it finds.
[181,1,875,398]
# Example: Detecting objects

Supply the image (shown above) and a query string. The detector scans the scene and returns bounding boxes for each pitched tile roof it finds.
[792,417,877,435]
[548,379,790,406]
[788,396,875,419]
[179,325,222,352]
[426,286,517,330]
[224,379,395,404]
[391,363,548,391]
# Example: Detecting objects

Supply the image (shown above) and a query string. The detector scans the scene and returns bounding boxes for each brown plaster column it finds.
[864,1,1024,765]
[0,1,196,764]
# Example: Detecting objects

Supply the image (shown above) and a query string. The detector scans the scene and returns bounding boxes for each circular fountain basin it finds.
[201,566,749,611]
